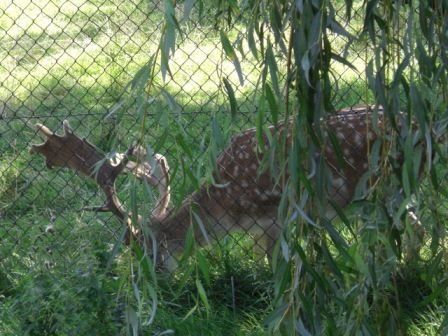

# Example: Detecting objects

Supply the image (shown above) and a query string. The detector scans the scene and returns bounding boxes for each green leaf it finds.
[280,237,289,261]
[327,131,347,171]
[294,243,329,290]
[220,30,244,86]
[264,303,289,327]
[197,251,210,285]
[264,83,278,125]
[154,128,169,153]
[145,284,158,326]
[126,306,139,336]
[247,23,259,60]
[183,0,195,21]
[330,52,358,72]
[211,116,225,149]
[292,204,320,228]
[269,1,283,47]
[321,217,348,250]
[265,41,280,98]
[130,179,139,226]
[160,0,179,81]
[287,144,299,191]
[222,77,238,119]
[182,303,198,321]
[220,30,236,59]
[301,52,311,86]
[403,134,415,195]
[161,88,181,115]
[402,164,411,198]
[196,279,211,312]
[130,63,150,92]
[181,160,199,189]
[160,46,172,81]
[192,210,211,245]
[182,225,195,261]
[425,130,433,172]
[318,242,344,280]
[297,318,313,336]
[413,144,423,178]
[132,240,156,282]
[410,84,427,136]
[344,0,353,19]
[329,200,355,237]
[132,281,141,309]
[309,10,322,51]
[353,170,371,200]
[328,5,354,39]
[255,96,265,148]
[176,134,193,158]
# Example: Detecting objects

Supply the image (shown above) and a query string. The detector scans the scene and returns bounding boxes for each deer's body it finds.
[150,106,385,266]
[32,105,424,270]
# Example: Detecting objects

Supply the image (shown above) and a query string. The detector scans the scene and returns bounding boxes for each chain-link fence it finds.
[0,0,366,266]
[2,1,447,333]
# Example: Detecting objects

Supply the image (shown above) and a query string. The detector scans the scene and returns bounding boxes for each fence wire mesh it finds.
[1,0,446,315]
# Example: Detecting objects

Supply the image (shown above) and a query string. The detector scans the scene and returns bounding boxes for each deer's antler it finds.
[30,120,170,242]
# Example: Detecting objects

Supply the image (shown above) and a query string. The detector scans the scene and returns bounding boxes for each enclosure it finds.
[1,0,448,335]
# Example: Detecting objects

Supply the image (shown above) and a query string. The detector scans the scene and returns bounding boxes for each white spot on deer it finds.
[332,177,348,197]
[266,190,281,197]
[343,147,351,156]
[348,157,355,165]
[244,127,256,134]
[241,180,249,188]
[354,132,363,146]
[328,120,338,128]
[332,177,345,190]
[362,162,368,170]
[346,115,356,121]
[336,132,345,140]
[240,198,254,208]
[251,163,258,171]
[238,151,245,159]
[232,165,239,176]
[260,193,269,201]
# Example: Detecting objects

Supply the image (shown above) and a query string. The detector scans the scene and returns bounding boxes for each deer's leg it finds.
[249,217,280,262]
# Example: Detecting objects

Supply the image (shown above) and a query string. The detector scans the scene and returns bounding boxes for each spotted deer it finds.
[31,105,424,269]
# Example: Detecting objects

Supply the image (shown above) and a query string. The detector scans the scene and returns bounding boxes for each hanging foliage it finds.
[134,0,448,334]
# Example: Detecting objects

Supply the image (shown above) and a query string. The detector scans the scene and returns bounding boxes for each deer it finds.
[30,105,426,270]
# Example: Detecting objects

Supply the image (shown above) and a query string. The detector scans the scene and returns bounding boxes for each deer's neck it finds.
[153,186,216,250]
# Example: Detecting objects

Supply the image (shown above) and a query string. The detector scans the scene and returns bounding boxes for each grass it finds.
[1,1,447,335]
